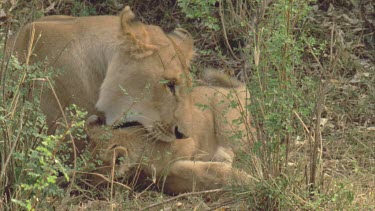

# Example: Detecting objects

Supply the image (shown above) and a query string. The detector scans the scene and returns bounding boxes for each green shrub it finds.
[0,37,87,210]
[178,0,220,31]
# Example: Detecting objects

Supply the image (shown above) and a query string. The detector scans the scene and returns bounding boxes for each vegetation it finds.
[1,0,374,210]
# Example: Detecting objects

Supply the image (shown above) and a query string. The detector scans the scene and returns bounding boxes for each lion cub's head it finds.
[85,115,147,184]
[96,6,194,142]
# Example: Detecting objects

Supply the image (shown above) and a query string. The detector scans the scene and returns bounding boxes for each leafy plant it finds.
[71,1,97,16]
[0,35,87,210]
[178,0,220,31]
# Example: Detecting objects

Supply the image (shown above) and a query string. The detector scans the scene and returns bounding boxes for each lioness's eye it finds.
[167,81,176,95]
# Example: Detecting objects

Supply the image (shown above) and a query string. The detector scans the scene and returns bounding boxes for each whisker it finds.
[148,134,160,141]
[145,131,161,141]
[140,130,157,138]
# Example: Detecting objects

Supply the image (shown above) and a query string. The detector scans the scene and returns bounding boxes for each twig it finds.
[207,198,240,211]
[140,189,224,211]
[219,0,241,61]
[110,149,116,202]
[309,81,327,195]
[293,110,314,143]
[74,171,132,191]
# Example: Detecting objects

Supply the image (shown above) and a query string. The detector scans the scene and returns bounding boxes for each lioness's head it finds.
[95,6,194,142]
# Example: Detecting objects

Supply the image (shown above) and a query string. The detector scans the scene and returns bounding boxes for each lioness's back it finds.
[9,15,121,128]
[38,15,76,22]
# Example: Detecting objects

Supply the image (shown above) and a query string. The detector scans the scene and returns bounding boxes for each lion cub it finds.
[85,115,252,195]
[177,69,256,164]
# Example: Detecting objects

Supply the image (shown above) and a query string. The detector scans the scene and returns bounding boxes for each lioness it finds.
[8,6,194,141]
[85,115,252,194]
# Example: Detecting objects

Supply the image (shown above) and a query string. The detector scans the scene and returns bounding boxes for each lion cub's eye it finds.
[109,144,120,150]
[108,144,128,165]
[115,155,126,165]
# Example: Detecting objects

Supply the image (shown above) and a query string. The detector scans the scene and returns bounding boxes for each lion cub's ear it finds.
[119,6,157,58]
[167,28,195,67]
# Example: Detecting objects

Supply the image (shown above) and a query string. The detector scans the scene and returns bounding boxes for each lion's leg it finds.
[159,160,251,195]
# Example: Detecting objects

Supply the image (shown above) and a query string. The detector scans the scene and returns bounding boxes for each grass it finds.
[1,0,374,210]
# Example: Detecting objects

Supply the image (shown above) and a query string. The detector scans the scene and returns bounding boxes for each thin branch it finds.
[309,82,327,195]
[219,0,241,61]
[74,171,133,191]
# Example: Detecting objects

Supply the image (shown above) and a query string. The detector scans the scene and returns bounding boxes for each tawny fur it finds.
[85,115,253,194]
[83,70,256,194]
[177,69,256,164]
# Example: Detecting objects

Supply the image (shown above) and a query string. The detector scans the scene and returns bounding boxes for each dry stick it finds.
[219,0,241,61]
[139,189,224,211]
[309,82,326,196]
[304,23,334,196]
[110,149,116,203]
[207,198,242,211]
[293,111,314,142]
[74,171,132,191]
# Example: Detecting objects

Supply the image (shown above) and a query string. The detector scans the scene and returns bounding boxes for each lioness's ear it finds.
[119,6,157,58]
[167,28,195,66]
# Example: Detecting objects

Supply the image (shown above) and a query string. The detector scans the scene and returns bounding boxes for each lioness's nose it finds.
[174,126,188,139]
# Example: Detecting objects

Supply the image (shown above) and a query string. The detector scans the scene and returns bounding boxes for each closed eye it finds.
[109,144,120,150]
